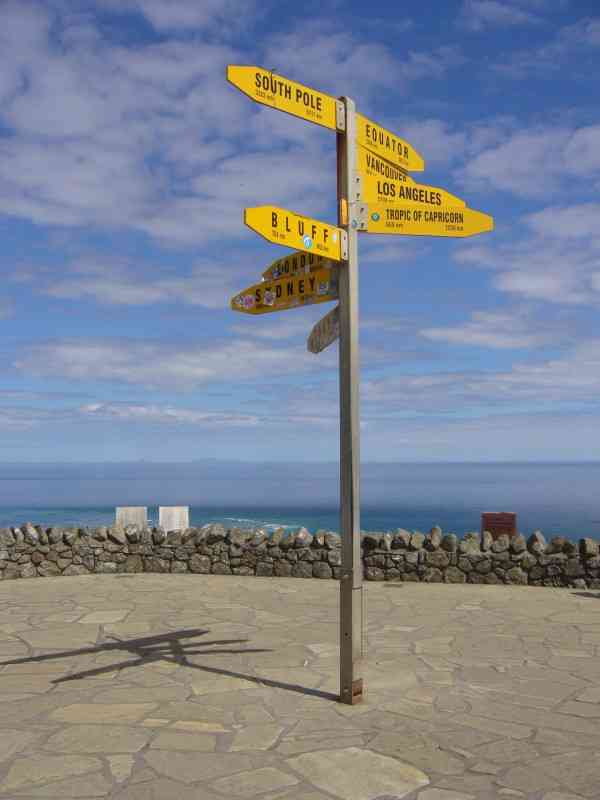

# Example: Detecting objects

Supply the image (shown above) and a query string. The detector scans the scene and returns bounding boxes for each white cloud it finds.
[363,339,600,413]
[104,0,258,34]
[459,0,543,31]
[80,402,260,426]
[459,123,600,197]
[13,337,327,389]
[40,257,249,310]
[494,16,600,77]
[420,309,555,349]
[525,203,600,240]
[455,216,600,305]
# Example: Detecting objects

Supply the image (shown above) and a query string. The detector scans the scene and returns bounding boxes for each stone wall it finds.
[1,523,599,588]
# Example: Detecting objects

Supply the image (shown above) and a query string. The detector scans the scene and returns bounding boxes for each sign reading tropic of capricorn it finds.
[226,64,494,706]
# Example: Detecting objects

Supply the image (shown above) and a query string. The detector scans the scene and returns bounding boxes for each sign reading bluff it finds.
[356,113,424,173]
[227,66,339,131]
[231,266,338,315]
[245,206,345,261]
[365,203,494,238]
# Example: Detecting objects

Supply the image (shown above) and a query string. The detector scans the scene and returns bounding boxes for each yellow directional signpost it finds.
[262,251,333,281]
[245,206,345,262]
[232,267,338,315]
[364,203,494,237]
[227,64,494,706]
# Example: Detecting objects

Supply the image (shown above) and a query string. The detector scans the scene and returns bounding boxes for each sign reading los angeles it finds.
[357,145,465,207]
[262,251,333,281]
[356,113,424,172]
[365,203,494,237]
[245,206,345,261]
[227,66,338,131]
[307,305,340,354]
[231,266,338,315]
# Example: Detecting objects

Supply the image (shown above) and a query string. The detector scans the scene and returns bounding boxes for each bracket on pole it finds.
[340,229,349,261]
[351,203,369,232]
[336,100,346,131]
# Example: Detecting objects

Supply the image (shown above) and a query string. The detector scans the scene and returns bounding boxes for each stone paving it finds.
[1,575,600,799]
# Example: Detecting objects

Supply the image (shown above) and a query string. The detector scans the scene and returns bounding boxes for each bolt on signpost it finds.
[227,65,494,704]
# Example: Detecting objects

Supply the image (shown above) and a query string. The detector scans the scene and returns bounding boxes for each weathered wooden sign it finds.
[262,251,333,281]
[364,203,494,237]
[307,305,340,353]
[357,145,465,207]
[231,266,338,315]
[227,65,339,131]
[356,113,424,172]
[245,206,346,261]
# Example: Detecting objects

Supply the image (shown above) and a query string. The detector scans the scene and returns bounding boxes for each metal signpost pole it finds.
[337,96,364,704]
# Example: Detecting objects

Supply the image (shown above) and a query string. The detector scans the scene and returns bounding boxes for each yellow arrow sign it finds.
[356,113,424,172]
[364,203,494,238]
[262,251,333,281]
[307,305,340,354]
[231,266,338,315]
[245,206,345,261]
[357,145,465,208]
[227,65,338,131]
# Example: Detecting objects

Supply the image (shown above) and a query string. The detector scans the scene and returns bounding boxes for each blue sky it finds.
[1,0,600,463]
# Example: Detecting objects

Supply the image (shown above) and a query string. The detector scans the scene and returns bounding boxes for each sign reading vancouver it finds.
[357,145,465,207]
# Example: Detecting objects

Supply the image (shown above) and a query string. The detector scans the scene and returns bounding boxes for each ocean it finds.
[1,461,600,540]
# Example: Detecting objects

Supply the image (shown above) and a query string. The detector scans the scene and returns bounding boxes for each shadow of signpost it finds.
[0,627,337,701]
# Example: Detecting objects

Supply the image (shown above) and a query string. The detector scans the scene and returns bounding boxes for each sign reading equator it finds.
[245,206,345,261]
[357,145,465,207]
[227,65,339,131]
[365,202,494,237]
[356,113,424,172]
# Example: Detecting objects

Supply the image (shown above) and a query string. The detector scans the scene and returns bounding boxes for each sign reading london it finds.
[365,204,494,238]
[227,66,338,131]
[262,251,333,281]
[357,146,465,207]
[245,206,345,261]
[356,113,424,172]
[231,266,338,315]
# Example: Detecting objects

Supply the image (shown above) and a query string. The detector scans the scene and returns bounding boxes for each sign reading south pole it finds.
[245,206,345,261]
[357,145,465,208]
[227,66,339,131]
[365,203,494,238]
[356,113,424,172]
[231,266,338,315]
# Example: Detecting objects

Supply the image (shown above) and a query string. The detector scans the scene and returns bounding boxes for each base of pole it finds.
[339,678,364,705]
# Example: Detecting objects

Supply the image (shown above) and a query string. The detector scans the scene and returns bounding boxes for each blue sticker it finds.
[371,212,380,222]
[303,235,313,249]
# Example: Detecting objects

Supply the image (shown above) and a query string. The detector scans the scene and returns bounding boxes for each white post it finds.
[337,96,364,704]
